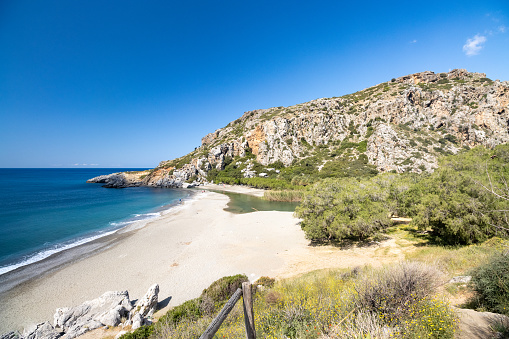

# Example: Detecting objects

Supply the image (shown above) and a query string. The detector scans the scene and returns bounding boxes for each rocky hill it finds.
[88,69,509,188]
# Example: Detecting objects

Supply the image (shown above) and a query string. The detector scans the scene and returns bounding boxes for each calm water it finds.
[218,191,299,214]
[0,168,190,275]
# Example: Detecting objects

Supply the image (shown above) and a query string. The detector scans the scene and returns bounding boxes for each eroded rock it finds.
[53,291,132,339]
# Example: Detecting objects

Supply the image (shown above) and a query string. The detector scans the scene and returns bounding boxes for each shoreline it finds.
[0,188,303,333]
[0,184,405,335]
[0,189,198,291]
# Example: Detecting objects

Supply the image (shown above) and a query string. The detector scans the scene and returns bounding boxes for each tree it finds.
[295,175,396,242]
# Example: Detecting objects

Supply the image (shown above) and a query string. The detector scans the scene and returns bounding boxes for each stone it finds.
[23,322,62,339]
[449,276,472,284]
[0,331,21,339]
[130,314,143,330]
[133,284,159,318]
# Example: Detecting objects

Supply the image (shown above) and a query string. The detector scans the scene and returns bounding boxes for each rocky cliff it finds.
[88,69,509,188]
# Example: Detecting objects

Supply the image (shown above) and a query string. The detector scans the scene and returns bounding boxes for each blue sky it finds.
[1,1,508,168]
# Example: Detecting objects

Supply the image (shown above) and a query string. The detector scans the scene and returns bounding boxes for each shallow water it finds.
[213,190,299,214]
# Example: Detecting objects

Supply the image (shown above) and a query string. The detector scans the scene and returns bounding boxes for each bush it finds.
[256,276,276,288]
[355,261,444,321]
[158,299,202,325]
[295,176,395,242]
[469,252,509,315]
[200,274,248,307]
[119,324,154,339]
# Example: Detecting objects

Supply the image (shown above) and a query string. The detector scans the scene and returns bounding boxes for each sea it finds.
[0,168,192,277]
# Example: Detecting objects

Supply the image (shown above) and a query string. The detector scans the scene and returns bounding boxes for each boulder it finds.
[125,284,159,329]
[23,322,62,339]
[53,291,132,339]
[133,284,159,318]
[131,314,143,330]
[449,276,471,284]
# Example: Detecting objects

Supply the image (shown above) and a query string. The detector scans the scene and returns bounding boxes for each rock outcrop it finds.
[54,291,132,339]
[0,332,21,339]
[124,283,159,330]
[0,284,160,339]
[88,69,509,187]
[22,323,61,339]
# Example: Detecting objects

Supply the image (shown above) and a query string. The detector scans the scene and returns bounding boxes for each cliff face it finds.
[89,69,509,188]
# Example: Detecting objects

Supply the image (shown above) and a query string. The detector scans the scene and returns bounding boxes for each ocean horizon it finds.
[0,168,191,276]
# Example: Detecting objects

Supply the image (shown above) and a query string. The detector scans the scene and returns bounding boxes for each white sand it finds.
[0,187,405,334]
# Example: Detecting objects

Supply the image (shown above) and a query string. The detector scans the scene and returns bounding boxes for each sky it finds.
[1,1,508,168]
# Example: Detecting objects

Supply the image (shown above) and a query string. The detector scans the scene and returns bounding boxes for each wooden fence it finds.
[199,282,256,339]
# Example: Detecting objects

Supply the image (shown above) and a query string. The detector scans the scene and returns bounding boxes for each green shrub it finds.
[201,274,248,306]
[469,252,509,315]
[357,140,367,153]
[158,299,202,325]
[119,324,154,339]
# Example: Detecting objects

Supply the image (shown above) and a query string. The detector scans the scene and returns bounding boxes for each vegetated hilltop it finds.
[88,69,509,188]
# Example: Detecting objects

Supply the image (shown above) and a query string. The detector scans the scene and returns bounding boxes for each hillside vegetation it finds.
[89,69,509,189]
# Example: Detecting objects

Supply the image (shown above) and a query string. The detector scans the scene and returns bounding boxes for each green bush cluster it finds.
[469,252,509,315]
[295,176,396,242]
[296,145,509,244]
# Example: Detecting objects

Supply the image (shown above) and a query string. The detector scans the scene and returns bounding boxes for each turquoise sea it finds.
[0,168,191,276]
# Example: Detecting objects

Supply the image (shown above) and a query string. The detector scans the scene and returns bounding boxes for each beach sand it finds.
[0,190,302,333]
[0,186,408,334]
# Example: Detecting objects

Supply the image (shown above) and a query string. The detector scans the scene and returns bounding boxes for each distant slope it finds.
[88,69,509,188]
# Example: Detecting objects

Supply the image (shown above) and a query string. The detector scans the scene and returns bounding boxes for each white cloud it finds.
[72,163,99,166]
[499,25,507,33]
[463,34,487,56]
[410,39,417,44]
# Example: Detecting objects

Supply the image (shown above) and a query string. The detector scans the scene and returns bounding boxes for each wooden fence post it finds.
[199,288,243,339]
[242,282,256,339]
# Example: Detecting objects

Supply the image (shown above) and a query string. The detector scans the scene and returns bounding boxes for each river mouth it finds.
[208,190,299,214]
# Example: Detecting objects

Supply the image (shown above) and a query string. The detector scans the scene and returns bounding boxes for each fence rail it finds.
[199,282,256,339]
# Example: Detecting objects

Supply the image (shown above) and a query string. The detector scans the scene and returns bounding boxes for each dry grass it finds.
[263,190,304,202]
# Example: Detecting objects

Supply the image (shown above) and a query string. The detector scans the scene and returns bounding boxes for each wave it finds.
[0,230,117,276]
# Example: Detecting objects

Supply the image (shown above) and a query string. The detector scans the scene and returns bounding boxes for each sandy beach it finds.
[0,188,301,333]
[0,186,407,334]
